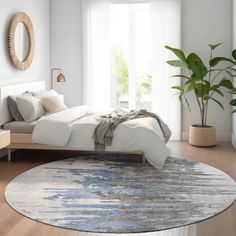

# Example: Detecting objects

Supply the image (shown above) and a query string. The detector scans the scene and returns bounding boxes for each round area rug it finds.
[5,155,236,233]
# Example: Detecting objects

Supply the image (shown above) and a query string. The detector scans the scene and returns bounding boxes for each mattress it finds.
[3,121,36,134]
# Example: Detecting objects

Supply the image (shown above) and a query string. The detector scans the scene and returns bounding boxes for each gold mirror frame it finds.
[8,12,35,71]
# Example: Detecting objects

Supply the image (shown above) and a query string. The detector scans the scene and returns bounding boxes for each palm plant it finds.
[165,43,236,127]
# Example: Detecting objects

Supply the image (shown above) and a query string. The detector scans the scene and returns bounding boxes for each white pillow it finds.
[42,95,67,113]
[31,89,58,99]
[16,95,45,122]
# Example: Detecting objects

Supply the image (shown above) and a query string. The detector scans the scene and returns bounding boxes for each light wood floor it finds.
[0,142,235,236]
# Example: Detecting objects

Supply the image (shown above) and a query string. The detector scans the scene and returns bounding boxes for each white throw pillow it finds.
[42,95,67,113]
[31,89,58,99]
[16,95,45,122]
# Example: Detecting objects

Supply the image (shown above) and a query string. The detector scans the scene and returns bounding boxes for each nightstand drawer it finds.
[0,130,10,148]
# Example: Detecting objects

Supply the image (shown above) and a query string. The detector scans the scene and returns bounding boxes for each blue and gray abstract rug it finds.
[5,155,236,233]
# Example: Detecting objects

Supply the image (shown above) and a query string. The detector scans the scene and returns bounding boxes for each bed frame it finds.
[8,133,146,163]
[0,81,146,163]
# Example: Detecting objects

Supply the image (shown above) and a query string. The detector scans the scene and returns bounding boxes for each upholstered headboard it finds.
[0,80,45,126]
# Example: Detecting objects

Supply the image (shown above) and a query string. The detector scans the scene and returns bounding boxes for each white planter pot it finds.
[189,125,216,147]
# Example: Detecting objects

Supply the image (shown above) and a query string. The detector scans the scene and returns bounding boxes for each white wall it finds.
[0,0,50,87]
[50,0,233,142]
[0,0,50,157]
[50,0,82,107]
[182,0,233,142]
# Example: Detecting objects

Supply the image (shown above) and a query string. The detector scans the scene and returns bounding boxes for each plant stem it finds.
[195,91,204,126]
[201,93,204,125]
[187,68,204,126]
[204,103,207,126]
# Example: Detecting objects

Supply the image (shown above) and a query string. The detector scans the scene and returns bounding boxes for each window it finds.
[110,3,151,110]
[82,0,181,139]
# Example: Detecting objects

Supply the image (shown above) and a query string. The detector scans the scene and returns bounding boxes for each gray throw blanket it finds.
[93,109,172,151]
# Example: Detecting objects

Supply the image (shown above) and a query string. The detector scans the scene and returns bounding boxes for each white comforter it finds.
[32,106,169,169]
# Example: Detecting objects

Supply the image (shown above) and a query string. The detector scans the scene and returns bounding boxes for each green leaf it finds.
[219,79,234,89]
[232,49,236,60]
[165,45,186,61]
[184,74,202,85]
[202,80,210,87]
[179,92,191,111]
[209,42,223,50]
[185,78,197,85]
[210,97,224,110]
[209,85,224,96]
[191,74,201,80]
[171,74,190,80]
[186,53,208,78]
[214,89,224,96]
[167,60,188,68]
[210,57,236,67]
[171,86,184,91]
[210,85,219,90]
[232,109,236,113]
[187,83,194,91]
[194,83,209,97]
[230,99,236,106]
[230,88,236,94]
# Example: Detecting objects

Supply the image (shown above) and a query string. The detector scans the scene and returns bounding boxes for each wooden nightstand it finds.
[0,130,11,161]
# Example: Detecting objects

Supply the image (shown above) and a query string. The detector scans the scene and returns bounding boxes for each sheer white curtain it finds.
[151,0,181,140]
[82,0,181,139]
[82,0,111,107]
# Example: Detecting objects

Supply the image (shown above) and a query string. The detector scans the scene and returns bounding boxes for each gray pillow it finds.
[7,96,24,121]
[16,94,45,122]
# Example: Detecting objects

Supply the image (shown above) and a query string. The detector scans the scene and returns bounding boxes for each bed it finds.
[0,81,170,169]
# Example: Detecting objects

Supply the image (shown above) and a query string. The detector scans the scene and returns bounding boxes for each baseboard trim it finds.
[182,131,231,142]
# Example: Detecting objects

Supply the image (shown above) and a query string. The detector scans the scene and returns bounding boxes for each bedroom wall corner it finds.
[0,0,50,87]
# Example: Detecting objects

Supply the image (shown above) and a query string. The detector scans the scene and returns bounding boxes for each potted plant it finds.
[165,43,236,146]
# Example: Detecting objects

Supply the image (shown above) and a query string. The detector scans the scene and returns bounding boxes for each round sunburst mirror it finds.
[8,12,35,71]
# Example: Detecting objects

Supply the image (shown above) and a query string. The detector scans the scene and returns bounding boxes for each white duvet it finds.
[32,106,170,169]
